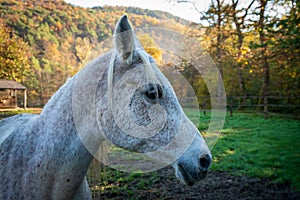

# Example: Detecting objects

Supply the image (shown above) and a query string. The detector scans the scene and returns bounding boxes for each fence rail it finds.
[180,96,300,118]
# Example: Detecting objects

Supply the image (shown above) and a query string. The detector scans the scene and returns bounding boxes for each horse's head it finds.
[96,15,211,186]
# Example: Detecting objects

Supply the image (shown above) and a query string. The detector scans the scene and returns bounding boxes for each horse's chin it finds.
[174,165,208,186]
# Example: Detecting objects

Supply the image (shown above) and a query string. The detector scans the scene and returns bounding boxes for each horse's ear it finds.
[114,15,136,62]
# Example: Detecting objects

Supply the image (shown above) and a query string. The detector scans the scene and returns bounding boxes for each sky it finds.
[64,0,211,22]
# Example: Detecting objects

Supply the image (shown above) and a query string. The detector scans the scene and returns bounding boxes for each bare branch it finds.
[176,0,203,14]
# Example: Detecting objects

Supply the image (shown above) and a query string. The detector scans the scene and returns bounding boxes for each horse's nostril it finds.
[199,154,211,170]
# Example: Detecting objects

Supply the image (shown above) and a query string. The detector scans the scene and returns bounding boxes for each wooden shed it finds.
[0,80,27,109]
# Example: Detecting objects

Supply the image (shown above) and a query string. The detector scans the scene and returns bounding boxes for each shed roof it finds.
[0,80,26,90]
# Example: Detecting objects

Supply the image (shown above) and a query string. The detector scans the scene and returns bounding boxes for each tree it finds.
[0,20,31,82]
[230,0,255,109]
[252,0,271,118]
[270,0,300,100]
[202,1,231,101]
[137,34,162,64]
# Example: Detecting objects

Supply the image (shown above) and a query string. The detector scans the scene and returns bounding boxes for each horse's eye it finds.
[143,83,163,103]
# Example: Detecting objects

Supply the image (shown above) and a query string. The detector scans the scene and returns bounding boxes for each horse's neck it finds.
[39,56,108,157]
[41,72,104,149]
[40,79,75,133]
[41,79,73,118]
[38,79,95,174]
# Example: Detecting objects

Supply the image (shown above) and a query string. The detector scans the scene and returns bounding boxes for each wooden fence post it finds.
[24,89,27,110]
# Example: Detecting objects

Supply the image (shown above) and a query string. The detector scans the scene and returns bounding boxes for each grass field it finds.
[86,110,300,198]
[0,108,41,119]
[1,109,299,191]
[197,111,300,190]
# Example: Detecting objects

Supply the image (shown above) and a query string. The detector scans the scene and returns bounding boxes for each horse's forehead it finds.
[117,64,169,87]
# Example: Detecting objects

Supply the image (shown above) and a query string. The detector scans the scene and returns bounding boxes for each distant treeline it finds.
[0,0,187,106]
[0,0,299,115]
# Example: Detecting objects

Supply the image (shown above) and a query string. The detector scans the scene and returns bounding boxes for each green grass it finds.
[87,110,300,196]
[196,111,300,190]
[87,160,161,199]
[0,108,42,119]
[2,109,299,191]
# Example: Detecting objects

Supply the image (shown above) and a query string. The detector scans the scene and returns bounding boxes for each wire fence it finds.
[180,96,300,118]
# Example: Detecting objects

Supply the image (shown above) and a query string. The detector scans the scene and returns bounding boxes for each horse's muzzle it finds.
[174,154,212,186]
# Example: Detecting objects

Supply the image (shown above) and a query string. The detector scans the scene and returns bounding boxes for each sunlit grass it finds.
[0,109,42,119]
[2,109,299,191]
[87,110,300,196]
[197,111,300,190]
[87,160,160,198]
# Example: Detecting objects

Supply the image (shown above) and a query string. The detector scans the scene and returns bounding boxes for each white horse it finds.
[0,15,211,199]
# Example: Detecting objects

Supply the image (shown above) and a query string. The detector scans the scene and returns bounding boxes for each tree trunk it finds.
[236,32,246,110]
[231,0,254,110]
[237,63,247,110]
[260,53,270,118]
[216,0,225,109]
[257,0,270,119]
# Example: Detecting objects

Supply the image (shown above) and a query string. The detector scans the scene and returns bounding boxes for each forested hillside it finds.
[175,0,299,116]
[0,0,188,105]
[0,0,299,115]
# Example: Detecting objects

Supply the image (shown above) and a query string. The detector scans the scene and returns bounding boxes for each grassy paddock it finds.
[0,108,42,119]
[195,111,300,190]
[1,109,299,191]
[86,110,300,197]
